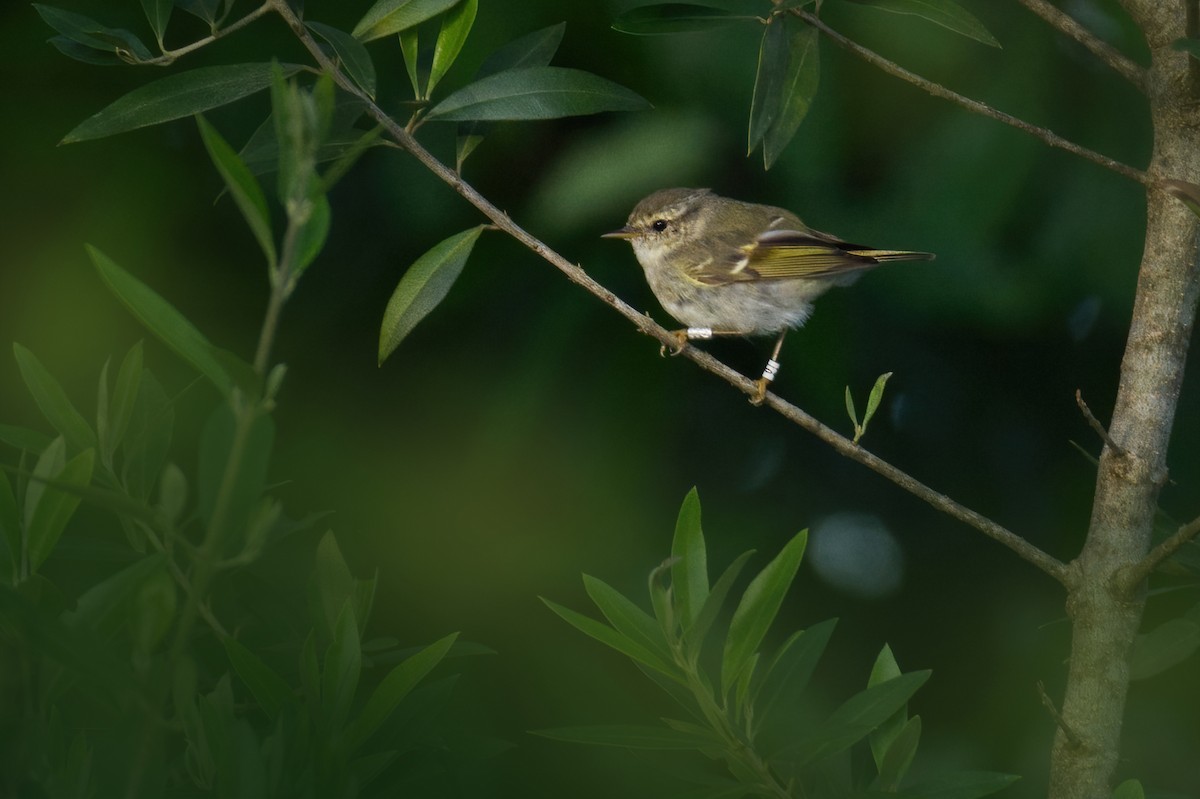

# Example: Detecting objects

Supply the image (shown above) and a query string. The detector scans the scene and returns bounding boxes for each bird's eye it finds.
[651,219,668,232]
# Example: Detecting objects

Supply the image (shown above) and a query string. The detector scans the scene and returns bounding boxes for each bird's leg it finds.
[660,327,738,356]
[751,331,787,405]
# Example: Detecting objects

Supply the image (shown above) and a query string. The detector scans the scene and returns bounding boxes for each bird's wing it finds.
[687,228,881,286]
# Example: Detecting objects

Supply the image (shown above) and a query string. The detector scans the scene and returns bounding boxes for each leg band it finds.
[686,327,714,340]
[761,359,781,382]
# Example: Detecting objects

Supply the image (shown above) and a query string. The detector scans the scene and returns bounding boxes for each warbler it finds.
[603,188,934,404]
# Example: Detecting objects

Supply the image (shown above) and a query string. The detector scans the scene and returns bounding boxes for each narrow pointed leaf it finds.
[197,115,276,268]
[846,0,999,47]
[308,21,378,99]
[875,715,921,791]
[428,0,477,96]
[1129,617,1200,680]
[583,574,670,658]
[721,530,807,694]
[425,67,650,122]
[542,597,680,681]
[25,438,65,536]
[378,226,484,364]
[140,0,173,44]
[684,549,755,654]
[762,19,819,169]
[670,487,707,626]
[748,19,786,154]
[63,63,302,144]
[346,632,458,748]
[292,194,332,278]
[903,771,1020,799]
[845,386,859,427]
[27,448,95,571]
[478,22,564,77]
[868,643,907,769]
[0,425,52,454]
[863,371,893,429]
[106,342,144,466]
[89,246,234,394]
[224,637,294,720]
[1163,179,1200,219]
[612,3,743,35]
[49,36,126,66]
[13,344,97,453]
[754,618,837,730]
[399,27,422,98]
[352,0,462,42]
[34,5,153,62]
[323,600,362,731]
[532,724,712,749]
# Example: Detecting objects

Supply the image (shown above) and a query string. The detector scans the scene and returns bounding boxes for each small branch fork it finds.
[266,0,1069,585]
[1014,0,1148,91]
[1075,389,1125,456]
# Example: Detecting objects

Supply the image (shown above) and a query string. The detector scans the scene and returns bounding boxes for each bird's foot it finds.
[749,358,782,406]
[659,329,690,357]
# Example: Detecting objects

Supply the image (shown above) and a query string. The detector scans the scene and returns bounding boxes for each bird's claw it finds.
[659,330,689,357]
[750,378,770,406]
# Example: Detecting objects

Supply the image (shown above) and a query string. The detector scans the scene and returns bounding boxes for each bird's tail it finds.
[848,248,936,263]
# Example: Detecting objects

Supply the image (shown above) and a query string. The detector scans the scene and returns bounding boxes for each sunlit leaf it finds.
[378,226,485,364]
[197,115,276,269]
[611,3,744,36]
[352,0,462,42]
[27,448,96,572]
[63,63,302,144]
[542,597,680,681]
[13,344,97,453]
[425,67,650,122]
[721,529,807,694]
[1130,617,1200,680]
[34,4,153,62]
[89,246,235,394]
[670,487,708,627]
[345,632,458,749]
[308,21,378,99]
[582,574,670,658]
[428,0,478,96]
[846,0,1000,47]
[532,724,713,749]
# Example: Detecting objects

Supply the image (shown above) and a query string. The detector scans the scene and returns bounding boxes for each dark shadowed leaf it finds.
[721,530,807,693]
[0,425,52,454]
[612,3,744,35]
[103,341,144,467]
[542,597,680,681]
[1173,38,1200,61]
[425,67,649,122]
[27,449,95,571]
[352,0,462,42]
[34,5,153,62]
[224,637,295,721]
[1113,779,1146,799]
[176,0,220,25]
[751,14,820,169]
[196,403,274,547]
[868,643,906,769]
[670,487,707,627]
[582,574,670,658]
[901,771,1020,799]
[121,372,173,501]
[378,226,484,364]
[63,63,302,144]
[684,549,754,655]
[1129,617,1200,680]
[875,715,921,791]
[532,724,713,749]
[13,344,97,453]
[428,0,478,96]
[0,474,18,580]
[753,617,837,733]
[478,22,564,77]
[323,600,362,731]
[846,0,1000,47]
[345,632,458,749]
[308,21,378,99]
[197,115,276,268]
[141,0,173,44]
[50,36,126,66]
[310,531,356,645]
[89,246,234,394]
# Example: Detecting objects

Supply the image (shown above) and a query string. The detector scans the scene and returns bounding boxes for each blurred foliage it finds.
[0,0,1198,797]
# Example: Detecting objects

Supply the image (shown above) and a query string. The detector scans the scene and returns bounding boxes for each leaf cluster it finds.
[538,489,1018,798]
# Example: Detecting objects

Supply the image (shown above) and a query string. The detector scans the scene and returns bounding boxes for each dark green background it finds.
[2,0,1197,795]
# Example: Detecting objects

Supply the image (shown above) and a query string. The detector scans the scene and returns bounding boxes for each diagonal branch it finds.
[793,10,1150,187]
[268,0,1069,585]
[1015,0,1148,92]
[1121,514,1200,593]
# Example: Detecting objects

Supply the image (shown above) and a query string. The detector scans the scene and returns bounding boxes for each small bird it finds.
[603,188,934,404]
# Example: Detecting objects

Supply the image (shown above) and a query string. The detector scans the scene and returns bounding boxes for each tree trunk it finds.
[1049,4,1200,797]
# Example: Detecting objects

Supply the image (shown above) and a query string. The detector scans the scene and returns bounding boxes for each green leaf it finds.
[177,0,219,25]
[683,549,755,656]
[846,0,1000,47]
[224,636,294,720]
[542,597,680,681]
[721,529,807,694]
[140,0,173,45]
[121,371,173,501]
[902,771,1020,799]
[749,14,820,169]
[197,115,277,269]
[477,23,565,77]
[25,438,65,535]
[89,246,234,394]
[63,63,302,144]
[845,386,859,428]
[307,21,378,99]
[323,599,362,731]
[792,670,930,766]
[159,462,187,524]
[611,3,744,36]
[875,715,921,791]
[196,403,274,547]
[399,27,422,98]
[13,344,97,453]
[378,226,485,364]
[34,5,153,62]
[428,0,478,97]
[753,618,837,733]
[291,194,332,280]
[311,530,357,644]
[670,487,708,627]
[868,643,906,769]
[583,574,670,658]
[27,448,95,572]
[0,424,52,454]
[863,371,893,429]
[1113,779,1145,799]
[49,35,127,66]
[65,553,167,639]
[105,342,144,467]
[353,0,462,42]
[532,724,714,749]
[130,565,176,654]
[321,125,385,192]
[1129,617,1200,680]
[425,67,650,122]
[0,474,20,582]
[300,630,321,708]
[345,632,458,749]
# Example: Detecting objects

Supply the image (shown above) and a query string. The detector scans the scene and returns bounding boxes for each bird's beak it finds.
[601,226,637,240]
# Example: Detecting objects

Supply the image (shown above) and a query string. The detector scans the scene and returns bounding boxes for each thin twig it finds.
[140,1,273,66]
[1038,680,1083,748]
[1075,389,1125,455]
[1122,514,1200,592]
[268,0,1069,585]
[1015,0,1147,92]
[793,10,1150,187]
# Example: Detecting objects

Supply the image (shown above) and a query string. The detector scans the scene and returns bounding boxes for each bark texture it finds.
[1049,4,1200,796]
